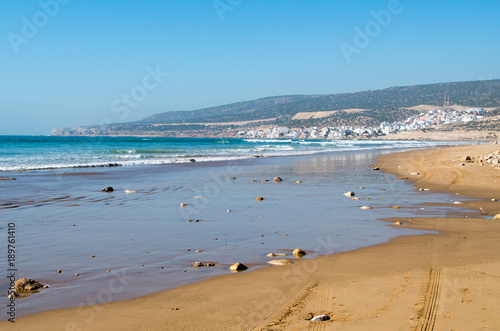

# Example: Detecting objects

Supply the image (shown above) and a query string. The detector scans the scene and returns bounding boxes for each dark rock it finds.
[229,263,248,272]
[373,167,380,171]
[189,159,196,162]
[102,186,114,192]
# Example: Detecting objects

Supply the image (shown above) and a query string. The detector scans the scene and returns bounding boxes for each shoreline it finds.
[3,142,500,330]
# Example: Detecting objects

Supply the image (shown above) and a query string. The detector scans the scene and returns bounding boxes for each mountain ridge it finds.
[52,79,500,137]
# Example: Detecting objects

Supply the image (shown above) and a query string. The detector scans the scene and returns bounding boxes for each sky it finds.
[1,0,499,135]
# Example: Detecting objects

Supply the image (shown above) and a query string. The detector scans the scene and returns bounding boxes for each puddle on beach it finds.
[0,149,477,318]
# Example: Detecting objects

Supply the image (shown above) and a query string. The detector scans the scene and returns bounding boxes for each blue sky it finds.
[1,0,499,135]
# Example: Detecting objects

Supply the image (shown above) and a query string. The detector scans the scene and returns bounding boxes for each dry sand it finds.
[3,143,500,330]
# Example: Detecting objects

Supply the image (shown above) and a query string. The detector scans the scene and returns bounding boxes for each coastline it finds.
[3,142,500,330]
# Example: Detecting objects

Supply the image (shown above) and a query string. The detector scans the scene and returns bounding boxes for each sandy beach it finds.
[3,142,500,330]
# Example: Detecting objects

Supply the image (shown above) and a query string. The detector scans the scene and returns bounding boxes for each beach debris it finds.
[102,186,114,192]
[191,261,217,267]
[410,172,420,175]
[373,167,380,171]
[8,292,18,299]
[14,278,44,293]
[394,221,403,225]
[180,203,187,208]
[273,176,283,182]
[311,314,330,322]
[267,252,288,257]
[343,191,355,197]
[0,177,16,180]
[396,177,408,180]
[296,180,302,183]
[256,196,264,201]
[293,248,307,257]
[360,206,373,210]
[268,259,294,265]
[229,263,248,272]
[494,214,500,220]
[124,190,136,194]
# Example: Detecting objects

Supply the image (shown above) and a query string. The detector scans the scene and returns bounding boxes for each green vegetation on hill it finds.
[53,80,500,136]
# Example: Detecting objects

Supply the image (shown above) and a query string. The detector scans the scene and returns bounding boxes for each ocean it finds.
[0,135,456,172]
[0,136,471,318]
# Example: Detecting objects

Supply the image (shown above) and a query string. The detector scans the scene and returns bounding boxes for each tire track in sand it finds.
[415,267,442,331]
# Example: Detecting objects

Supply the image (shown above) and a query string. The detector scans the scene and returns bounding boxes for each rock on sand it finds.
[343,191,355,197]
[293,248,306,257]
[273,177,283,182]
[229,263,248,272]
[267,259,294,265]
[360,206,373,210]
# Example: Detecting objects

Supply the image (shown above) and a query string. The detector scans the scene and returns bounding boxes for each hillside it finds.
[52,80,500,137]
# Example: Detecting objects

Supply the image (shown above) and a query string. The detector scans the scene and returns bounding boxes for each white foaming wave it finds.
[243,139,293,143]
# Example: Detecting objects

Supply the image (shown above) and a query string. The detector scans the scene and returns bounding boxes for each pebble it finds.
[293,248,306,257]
[491,198,497,201]
[394,221,403,225]
[229,263,248,272]
[227,209,231,212]
[360,206,373,210]
[91,255,96,258]
[267,252,288,257]
[493,214,500,220]
[124,190,136,194]
[102,186,114,192]
[57,270,62,273]
[75,273,80,277]
[273,177,283,182]
[453,201,463,204]
[267,259,294,265]
[343,191,355,197]
[296,180,302,183]
[351,197,360,200]
[392,206,401,209]
[256,196,264,201]
[410,172,420,175]
[180,203,187,208]
[311,314,330,322]
[195,249,201,253]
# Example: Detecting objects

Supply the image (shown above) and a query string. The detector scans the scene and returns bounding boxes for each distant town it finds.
[239,107,488,139]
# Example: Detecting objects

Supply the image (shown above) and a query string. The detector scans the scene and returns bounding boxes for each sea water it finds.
[0,136,471,318]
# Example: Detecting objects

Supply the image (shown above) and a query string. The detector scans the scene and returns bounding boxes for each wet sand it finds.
[3,143,500,330]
